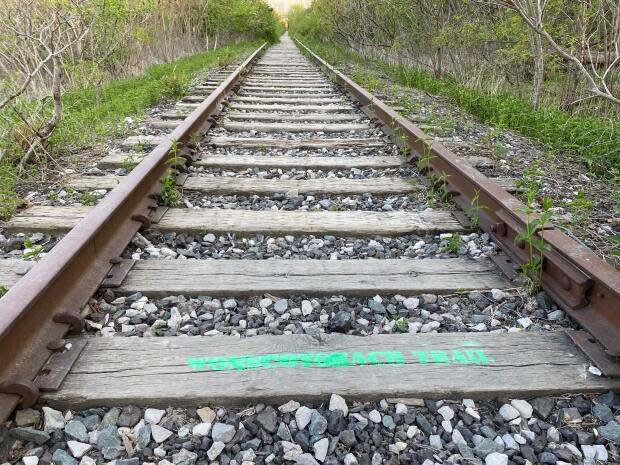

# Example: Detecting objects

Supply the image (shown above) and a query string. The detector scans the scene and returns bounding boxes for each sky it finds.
[267,0,311,17]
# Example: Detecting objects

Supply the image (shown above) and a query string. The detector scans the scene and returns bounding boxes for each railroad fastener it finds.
[0,380,40,408]
[46,339,67,351]
[131,214,152,229]
[53,311,85,335]
[490,222,507,236]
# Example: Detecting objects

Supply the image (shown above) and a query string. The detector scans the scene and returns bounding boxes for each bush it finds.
[295,36,620,175]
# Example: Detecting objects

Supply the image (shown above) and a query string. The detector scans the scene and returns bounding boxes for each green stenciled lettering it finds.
[258,354,279,369]
[242,356,262,370]
[465,349,494,365]
[187,357,207,370]
[351,352,368,365]
[451,350,469,365]
[428,351,450,364]
[278,353,301,368]
[413,351,431,364]
[367,351,405,365]
[322,352,349,368]
[206,356,231,371]
[300,353,325,367]
[228,356,247,371]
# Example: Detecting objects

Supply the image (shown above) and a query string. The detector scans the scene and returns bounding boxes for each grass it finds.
[294,36,620,177]
[0,40,260,220]
[52,41,259,149]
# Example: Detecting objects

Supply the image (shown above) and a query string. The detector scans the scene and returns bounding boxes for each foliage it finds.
[293,37,620,176]
[516,194,554,293]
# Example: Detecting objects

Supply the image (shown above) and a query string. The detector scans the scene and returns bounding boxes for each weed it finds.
[445,233,462,254]
[426,172,450,207]
[351,66,382,93]
[122,153,139,172]
[80,191,99,206]
[22,239,44,261]
[516,194,554,293]
[329,201,344,211]
[516,164,544,200]
[493,141,508,158]
[48,191,58,202]
[393,317,409,333]
[0,286,7,298]
[160,174,181,207]
[465,189,488,228]
[436,114,457,132]
[0,163,20,220]
[160,140,183,207]
[564,190,593,233]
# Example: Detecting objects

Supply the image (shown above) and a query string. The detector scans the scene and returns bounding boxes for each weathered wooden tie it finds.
[3,208,464,236]
[41,331,619,409]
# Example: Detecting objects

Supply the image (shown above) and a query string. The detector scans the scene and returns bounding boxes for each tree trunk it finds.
[530,29,544,109]
[561,61,579,112]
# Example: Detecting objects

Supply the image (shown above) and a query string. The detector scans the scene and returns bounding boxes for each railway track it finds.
[1,35,620,465]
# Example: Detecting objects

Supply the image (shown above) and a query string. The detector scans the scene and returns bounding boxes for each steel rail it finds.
[295,38,620,376]
[0,43,267,423]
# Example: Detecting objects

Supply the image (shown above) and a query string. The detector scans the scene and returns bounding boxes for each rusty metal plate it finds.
[36,338,88,392]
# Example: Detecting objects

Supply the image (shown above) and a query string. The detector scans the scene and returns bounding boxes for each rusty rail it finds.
[0,43,266,423]
[295,38,620,376]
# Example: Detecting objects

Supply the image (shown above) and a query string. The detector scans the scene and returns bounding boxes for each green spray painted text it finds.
[187,347,494,372]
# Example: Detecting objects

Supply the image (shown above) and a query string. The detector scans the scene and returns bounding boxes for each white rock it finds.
[283,441,303,461]
[151,424,173,443]
[485,453,508,465]
[207,442,225,461]
[593,444,608,461]
[67,441,92,458]
[466,406,481,420]
[406,426,419,439]
[196,407,216,423]
[279,400,300,413]
[368,410,382,423]
[546,426,560,443]
[395,403,407,415]
[429,434,442,449]
[154,447,166,458]
[581,445,596,460]
[510,400,533,419]
[499,404,520,421]
[452,429,466,445]
[301,301,313,316]
[78,457,95,465]
[144,408,166,425]
[462,399,476,408]
[403,298,419,310]
[329,394,348,416]
[441,420,452,433]
[23,457,39,465]
[437,405,454,421]
[295,406,313,430]
[313,438,329,462]
[491,289,507,301]
[388,442,407,453]
[192,422,212,437]
[43,407,65,431]
[343,453,358,465]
